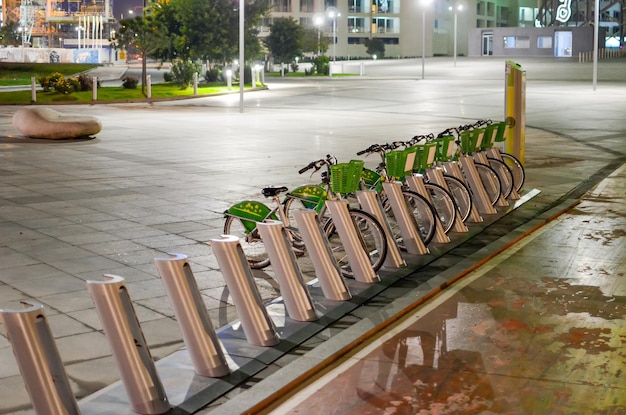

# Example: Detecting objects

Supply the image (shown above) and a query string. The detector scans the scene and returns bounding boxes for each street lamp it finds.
[326,6,340,62]
[313,12,325,56]
[449,3,464,66]
[421,0,432,79]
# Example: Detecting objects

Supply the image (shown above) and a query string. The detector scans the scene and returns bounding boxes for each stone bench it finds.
[12,107,102,139]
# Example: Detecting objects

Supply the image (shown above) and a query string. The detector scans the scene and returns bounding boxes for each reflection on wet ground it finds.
[274,165,625,414]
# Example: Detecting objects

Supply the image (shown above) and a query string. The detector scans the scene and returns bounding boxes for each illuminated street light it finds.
[449,3,464,66]
[313,12,325,56]
[326,6,340,62]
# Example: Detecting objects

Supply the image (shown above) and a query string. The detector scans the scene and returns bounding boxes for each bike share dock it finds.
[1,58,625,415]
[72,154,626,415]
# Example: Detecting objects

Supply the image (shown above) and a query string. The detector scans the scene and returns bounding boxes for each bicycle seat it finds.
[262,186,288,197]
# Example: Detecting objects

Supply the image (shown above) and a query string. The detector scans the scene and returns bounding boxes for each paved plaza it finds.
[0,57,625,414]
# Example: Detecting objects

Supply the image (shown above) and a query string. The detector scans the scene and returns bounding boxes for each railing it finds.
[579,47,625,62]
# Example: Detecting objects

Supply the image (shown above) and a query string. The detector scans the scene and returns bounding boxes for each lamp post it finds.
[313,12,325,56]
[326,7,339,62]
[239,0,244,112]
[450,4,463,66]
[420,0,431,79]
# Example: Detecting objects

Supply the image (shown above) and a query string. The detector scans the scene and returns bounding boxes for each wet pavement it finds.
[264,164,626,415]
[0,57,625,414]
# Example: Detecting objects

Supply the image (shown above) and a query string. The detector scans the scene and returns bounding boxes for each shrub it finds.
[363,38,385,59]
[38,72,64,92]
[53,77,80,95]
[163,72,173,82]
[313,55,330,75]
[122,75,139,89]
[290,62,299,73]
[171,59,202,89]
[74,73,101,91]
[205,68,220,82]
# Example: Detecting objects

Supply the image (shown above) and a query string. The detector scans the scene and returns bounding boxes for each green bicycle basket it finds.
[385,147,417,179]
[460,128,485,154]
[434,136,456,161]
[413,142,438,172]
[330,159,364,194]
[480,121,507,149]
[492,121,509,142]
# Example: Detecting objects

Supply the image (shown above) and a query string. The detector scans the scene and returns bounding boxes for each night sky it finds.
[112,0,146,20]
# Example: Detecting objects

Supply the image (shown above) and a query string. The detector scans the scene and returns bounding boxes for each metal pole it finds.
[422,8,426,79]
[593,0,599,90]
[239,0,245,112]
[318,28,321,55]
[453,11,457,67]
[333,18,336,62]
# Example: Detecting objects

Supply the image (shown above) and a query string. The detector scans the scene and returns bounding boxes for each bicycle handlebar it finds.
[298,154,337,175]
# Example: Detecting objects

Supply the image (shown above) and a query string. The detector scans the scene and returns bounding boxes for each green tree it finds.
[115,15,170,96]
[363,37,385,59]
[264,17,303,64]
[148,1,181,62]
[169,0,269,64]
[0,20,20,47]
[302,26,329,57]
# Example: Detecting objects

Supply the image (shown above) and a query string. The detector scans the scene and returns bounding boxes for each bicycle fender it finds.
[361,168,383,192]
[287,185,327,209]
[225,201,277,232]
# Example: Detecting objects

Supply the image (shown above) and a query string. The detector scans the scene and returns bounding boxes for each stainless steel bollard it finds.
[382,182,429,255]
[443,161,484,223]
[86,275,170,415]
[293,210,351,301]
[325,199,380,283]
[459,155,498,214]
[210,235,280,346]
[256,221,318,322]
[154,253,230,378]
[0,301,80,415]
[404,175,450,244]
[355,189,406,268]
[424,168,469,232]
[30,76,36,103]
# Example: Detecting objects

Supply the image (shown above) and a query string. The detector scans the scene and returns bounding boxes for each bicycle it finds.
[397,134,474,224]
[355,142,453,245]
[436,121,505,206]
[477,120,525,194]
[224,156,388,278]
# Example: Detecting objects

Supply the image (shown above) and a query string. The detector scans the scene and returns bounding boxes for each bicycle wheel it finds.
[487,158,514,199]
[323,209,388,278]
[424,182,457,234]
[382,190,437,246]
[283,195,330,230]
[443,174,473,223]
[498,153,525,193]
[474,162,502,206]
[223,216,270,269]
